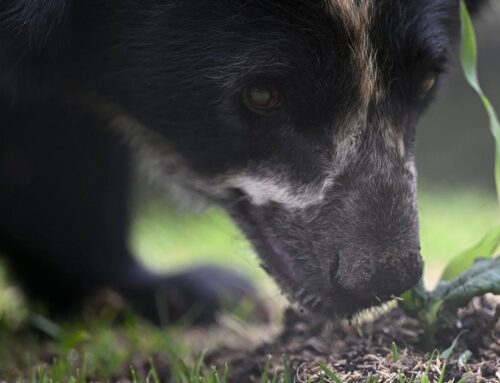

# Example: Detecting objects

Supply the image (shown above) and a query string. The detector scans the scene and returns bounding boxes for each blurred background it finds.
[418,4,500,190]
[414,3,500,283]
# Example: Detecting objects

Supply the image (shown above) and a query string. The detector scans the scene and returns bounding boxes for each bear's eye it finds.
[243,85,281,113]
[420,73,436,94]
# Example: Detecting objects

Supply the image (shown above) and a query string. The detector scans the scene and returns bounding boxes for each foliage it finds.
[401,258,500,347]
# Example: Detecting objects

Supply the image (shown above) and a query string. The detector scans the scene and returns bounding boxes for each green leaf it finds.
[460,1,500,204]
[459,1,479,94]
[440,330,468,359]
[434,258,500,320]
[440,225,500,281]
[400,279,429,314]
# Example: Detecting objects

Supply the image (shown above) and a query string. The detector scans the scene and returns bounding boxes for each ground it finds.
[209,297,500,382]
[0,187,499,382]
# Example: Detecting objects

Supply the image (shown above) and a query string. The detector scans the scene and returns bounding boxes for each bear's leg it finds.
[0,99,255,324]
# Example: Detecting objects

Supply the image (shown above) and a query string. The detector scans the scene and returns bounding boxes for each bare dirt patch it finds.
[209,295,500,382]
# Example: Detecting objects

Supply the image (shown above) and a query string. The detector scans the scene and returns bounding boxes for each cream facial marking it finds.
[219,173,332,209]
[405,159,418,178]
[325,0,384,174]
[117,116,334,210]
[86,99,334,211]
[326,2,410,166]
[328,0,377,107]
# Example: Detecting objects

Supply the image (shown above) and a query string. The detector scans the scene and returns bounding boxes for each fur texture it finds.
[0,0,489,321]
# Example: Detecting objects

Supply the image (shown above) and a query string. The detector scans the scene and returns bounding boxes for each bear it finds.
[0,0,488,323]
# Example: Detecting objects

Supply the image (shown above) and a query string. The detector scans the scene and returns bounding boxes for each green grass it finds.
[0,186,498,381]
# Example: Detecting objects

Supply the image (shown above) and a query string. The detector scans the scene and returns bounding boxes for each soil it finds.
[208,294,500,382]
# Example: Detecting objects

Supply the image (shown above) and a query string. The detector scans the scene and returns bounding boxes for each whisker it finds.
[301,294,317,306]
[311,297,323,309]
[372,293,383,303]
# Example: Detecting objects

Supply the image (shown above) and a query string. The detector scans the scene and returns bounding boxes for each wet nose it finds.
[334,249,423,299]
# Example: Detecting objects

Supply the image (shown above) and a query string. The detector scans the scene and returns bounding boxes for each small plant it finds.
[391,342,400,362]
[400,1,500,349]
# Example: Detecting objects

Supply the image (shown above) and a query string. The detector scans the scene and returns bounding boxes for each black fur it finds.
[0,0,489,322]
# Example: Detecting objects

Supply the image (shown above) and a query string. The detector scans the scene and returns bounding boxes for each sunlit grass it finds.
[130,201,271,289]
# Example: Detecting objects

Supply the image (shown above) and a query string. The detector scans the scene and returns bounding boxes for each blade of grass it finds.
[147,357,161,383]
[319,363,342,383]
[222,363,229,383]
[391,342,400,362]
[130,365,140,383]
[440,330,468,359]
[460,0,500,205]
[437,363,446,383]
[260,355,272,383]
[282,356,292,383]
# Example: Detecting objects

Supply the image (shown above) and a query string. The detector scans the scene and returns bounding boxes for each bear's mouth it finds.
[225,198,302,291]
[224,198,386,318]
[226,200,386,319]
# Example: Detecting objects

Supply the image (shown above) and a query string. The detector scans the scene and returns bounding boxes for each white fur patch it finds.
[328,0,376,107]
[220,173,330,209]
[380,118,407,160]
[81,100,221,209]
[405,159,417,178]
[114,115,217,210]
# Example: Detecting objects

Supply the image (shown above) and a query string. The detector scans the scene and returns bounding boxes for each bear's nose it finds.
[333,249,423,299]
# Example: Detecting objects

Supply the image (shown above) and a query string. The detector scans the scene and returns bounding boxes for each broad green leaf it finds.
[400,279,429,313]
[460,1,500,204]
[435,258,500,319]
[440,225,500,281]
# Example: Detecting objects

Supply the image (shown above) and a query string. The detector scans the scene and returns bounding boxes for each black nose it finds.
[334,249,423,299]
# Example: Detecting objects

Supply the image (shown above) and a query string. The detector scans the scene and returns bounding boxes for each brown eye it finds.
[420,73,436,94]
[243,85,281,113]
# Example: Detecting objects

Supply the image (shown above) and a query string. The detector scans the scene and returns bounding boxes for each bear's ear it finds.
[0,0,69,48]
